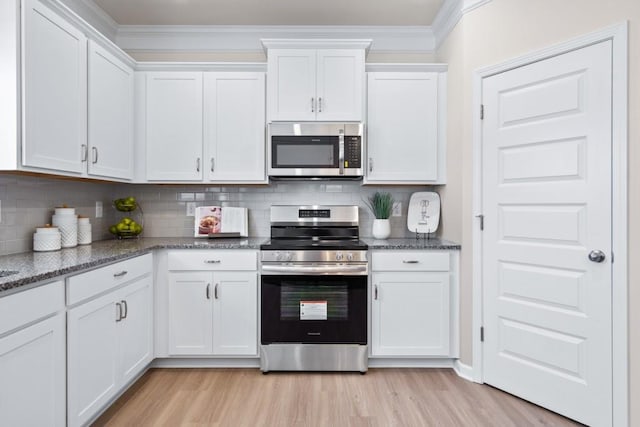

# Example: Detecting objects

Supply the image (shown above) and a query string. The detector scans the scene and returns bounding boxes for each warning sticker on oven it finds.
[300,301,327,320]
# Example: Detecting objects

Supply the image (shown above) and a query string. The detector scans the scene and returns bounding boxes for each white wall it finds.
[437,0,640,423]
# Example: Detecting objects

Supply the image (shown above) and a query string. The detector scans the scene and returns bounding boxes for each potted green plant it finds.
[366,192,394,239]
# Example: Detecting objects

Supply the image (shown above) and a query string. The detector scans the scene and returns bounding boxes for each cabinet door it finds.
[371,272,450,356]
[22,0,87,174]
[267,49,316,121]
[146,72,203,181]
[204,72,266,182]
[68,292,119,427]
[367,72,440,183]
[168,272,213,355]
[117,276,153,385]
[316,49,364,121]
[88,40,134,180]
[0,314,65,427]
[212,272,258,355]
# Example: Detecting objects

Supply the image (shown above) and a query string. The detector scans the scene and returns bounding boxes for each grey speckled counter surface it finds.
[0,237,267,295]
[364,237,460,250]
[0,236,460,296]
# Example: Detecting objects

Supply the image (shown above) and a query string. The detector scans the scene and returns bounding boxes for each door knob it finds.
[588,250,606,263]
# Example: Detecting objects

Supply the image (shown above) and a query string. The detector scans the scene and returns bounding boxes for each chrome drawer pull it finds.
[402,260,420,264]
[374,285,378,300]
[121,300,128,319]
[214,283,219,299]
[204,260,221,264]
[113,271,128,278]
[115,302,122,322]
[206,283,211,300]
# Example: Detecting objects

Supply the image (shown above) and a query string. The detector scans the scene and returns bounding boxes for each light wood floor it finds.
[94,368,581,427]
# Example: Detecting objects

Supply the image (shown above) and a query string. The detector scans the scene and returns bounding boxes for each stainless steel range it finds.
[260,205,368,373]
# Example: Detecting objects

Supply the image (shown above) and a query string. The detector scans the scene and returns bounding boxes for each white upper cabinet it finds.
[88,41,134,180]
[22,0,87,174]
[366,71,446,184]
[266,45,366,122]
[204,72,266,183]
[145,72,204,181]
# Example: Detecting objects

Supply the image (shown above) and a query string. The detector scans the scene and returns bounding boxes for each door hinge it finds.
[611,251,614,263]
[476,214,484,231]
[480,104,484,120]
[480,326,484,342]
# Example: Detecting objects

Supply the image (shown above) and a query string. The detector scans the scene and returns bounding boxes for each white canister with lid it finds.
[33,225,62,252]
[52,206,78,248]
[78,217,92,245]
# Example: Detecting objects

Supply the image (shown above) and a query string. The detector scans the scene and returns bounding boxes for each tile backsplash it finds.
[0,174,440,256]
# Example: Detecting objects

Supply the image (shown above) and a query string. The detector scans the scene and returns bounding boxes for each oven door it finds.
[261,274,367,344]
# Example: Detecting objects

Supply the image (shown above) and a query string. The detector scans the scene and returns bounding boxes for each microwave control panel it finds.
[344,136,362,168]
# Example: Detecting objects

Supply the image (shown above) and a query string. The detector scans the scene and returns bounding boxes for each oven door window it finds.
[261,275,367,345]
[271,136,339,169]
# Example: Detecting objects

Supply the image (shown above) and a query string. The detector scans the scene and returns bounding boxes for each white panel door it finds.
[482,41,613,426]
[67,292,119,427]
[22,0,87,173]
[168,272,213,355]
[316,49,364,121]
[117,276,153,385]
[146,72,203,181]
[204,72,266,182]
[88,40,134,180]
[267,49,316,121]
[212,272,258,355]
[371,272,450,356]
[367,72,439,182]
[0,314,65,427]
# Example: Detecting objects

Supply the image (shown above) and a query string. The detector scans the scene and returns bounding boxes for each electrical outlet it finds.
[186,202,196,217]
[392,202,402,217]
[95,201,103,218]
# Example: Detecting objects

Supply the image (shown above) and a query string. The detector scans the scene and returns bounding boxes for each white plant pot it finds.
[372,219,391,240]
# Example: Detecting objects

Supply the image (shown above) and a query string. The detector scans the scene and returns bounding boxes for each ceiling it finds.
[92,0,445,26]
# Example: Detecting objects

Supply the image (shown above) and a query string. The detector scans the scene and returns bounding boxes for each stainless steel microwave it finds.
[268,123,364,179]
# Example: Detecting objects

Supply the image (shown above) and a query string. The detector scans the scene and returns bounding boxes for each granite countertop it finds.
[0,237,267,295]
[364,237,461,250]
[0,236,460,296]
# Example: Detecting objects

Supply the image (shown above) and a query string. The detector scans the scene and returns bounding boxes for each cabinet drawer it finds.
[0,281,64,336]
[168,250,257,271]
[67,253,153,306]
[371,251,450,272]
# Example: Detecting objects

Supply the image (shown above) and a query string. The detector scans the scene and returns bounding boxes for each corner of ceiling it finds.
[57,0,119,41]
[432,0,493,50]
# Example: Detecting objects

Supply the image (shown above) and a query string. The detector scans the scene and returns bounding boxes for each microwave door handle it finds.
[338,130,345,175]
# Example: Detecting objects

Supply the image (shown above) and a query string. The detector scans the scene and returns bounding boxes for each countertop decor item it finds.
[194,206,248,238]
[110,197,143,239]
[407,192,441,236]
[33,225,62,252]
[77,217,92,245]
[52,206,78,248]
[366,192,394,239]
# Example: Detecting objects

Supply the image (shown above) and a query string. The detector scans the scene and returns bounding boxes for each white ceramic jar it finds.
[78,217,92,245]
[33,225,62,252]
[52,207,78,248]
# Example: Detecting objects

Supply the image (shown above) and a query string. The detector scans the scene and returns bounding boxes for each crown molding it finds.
[135,61,267,72]
[365,62,448,73]
[261,38,372,53]
[116,25,435,55]
[57,0,118,41]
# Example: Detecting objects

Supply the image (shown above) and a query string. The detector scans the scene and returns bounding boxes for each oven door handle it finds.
[261,264,368,275]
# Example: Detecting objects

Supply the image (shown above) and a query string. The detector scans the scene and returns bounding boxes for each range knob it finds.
[335,252,344,261]
[275,252,283,261]
[346,253,354,261]
[284,252,293,262]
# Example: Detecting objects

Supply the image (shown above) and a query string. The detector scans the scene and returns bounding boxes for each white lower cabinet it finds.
[0,281,66,427]
[371,251,453,357]
[67,255,153,427]
[166,250,258,357]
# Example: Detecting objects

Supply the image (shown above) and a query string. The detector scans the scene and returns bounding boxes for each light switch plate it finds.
[392,202,402,217]
[95,201,103,218]
[186,202,196,217]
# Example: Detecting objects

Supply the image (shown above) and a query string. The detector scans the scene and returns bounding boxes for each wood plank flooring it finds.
[94,368,581,427]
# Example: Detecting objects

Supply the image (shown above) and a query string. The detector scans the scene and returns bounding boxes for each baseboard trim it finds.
[152,357,261,368]
[367,358,454,368]
[453,360,476,382]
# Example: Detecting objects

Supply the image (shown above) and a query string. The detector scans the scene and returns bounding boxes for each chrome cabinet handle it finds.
[205,260,221,264]
[211,157,215,172]
[81,144,88,162]
[121,300,128,319]
[338,129,345,175]
[318,97,323,112]
[116,302,122,322]
[374,285,378,300]
[206,283,211,299]
[369,157,373,172]
[113,271,128,278]
[214,283,219,299]
[92,147,98,164]
[588,250,606,263]
[311,97,315,113]
[196,157,201,172]
[403,260,420,264]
